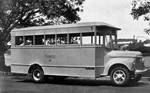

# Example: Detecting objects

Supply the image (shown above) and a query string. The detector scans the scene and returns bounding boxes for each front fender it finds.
[102,57,135,75]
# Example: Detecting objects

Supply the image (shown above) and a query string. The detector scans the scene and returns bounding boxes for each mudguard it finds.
[102,57,135,75]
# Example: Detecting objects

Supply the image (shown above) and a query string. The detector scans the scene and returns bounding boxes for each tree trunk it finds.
[0,53,10,72]
[0,53,5,69]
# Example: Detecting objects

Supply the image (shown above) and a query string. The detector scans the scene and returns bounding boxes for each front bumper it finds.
[135,69,148,75]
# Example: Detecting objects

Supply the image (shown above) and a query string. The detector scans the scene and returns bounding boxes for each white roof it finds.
[12,22,121,32]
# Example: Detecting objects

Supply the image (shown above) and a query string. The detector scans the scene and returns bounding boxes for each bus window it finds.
[35,35,44,45]
[69,33,80,44]
[25,36,33,45]
[96,35,103,45]
[95,32,104,45]
[82,32,94,45]
[15,36,24,46]
[45,35,55,45]
[100,36,104,45]
[57,34,67,45]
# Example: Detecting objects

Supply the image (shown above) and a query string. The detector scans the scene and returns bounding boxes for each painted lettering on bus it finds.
[45,55,56,62]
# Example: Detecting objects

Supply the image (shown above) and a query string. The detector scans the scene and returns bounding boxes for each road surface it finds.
[0,76,150,93]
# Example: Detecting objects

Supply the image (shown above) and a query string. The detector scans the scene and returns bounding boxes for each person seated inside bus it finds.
[16,36,24,46]
[19,41,24,46]
[70,37,78,44]
[46,38,55,45]
[57,38,62,44]
[57,38,67,45]
[70,37,80,44]
[25,39,32,45]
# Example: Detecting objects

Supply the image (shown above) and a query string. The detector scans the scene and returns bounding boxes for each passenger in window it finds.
[19,41,24,46]
[73,37,78,44]
[70,37,79,44]
[46,38,51,45]
[46,37,55,45]
[57,38,61,44]
[42,38,45,44]
[70,37,74,44]
[17,37,24,46]
[50,38,55,44]
[61,38,65,44]
[77,37,80,44]
[25,39,32,45]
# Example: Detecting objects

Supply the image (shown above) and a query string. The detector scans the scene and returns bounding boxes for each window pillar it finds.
[67,34,69,44]
[55,34,57,45]
[80,33,82,45]
[93,26,97,45]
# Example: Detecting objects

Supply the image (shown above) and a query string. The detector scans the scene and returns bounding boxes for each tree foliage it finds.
[0,0,85,53]
[131,0,150,35]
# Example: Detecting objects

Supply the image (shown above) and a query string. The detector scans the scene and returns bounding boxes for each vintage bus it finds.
[11,22,147,86]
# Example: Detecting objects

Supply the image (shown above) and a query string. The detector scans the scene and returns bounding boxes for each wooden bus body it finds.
[11,22,147,86]
[11,22,119,78]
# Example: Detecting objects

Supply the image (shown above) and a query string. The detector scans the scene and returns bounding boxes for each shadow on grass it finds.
[14,76,149,87]
[128,81,149,87]
[0,66,10,72]
[143,53,150,57]
[20,77,113,86]
[143,68,150,77]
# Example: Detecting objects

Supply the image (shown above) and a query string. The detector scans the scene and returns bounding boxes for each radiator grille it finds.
[135,57,144,70]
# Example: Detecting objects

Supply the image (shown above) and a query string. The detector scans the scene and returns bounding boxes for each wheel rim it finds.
[33,69,42,81]
[113,70,126,84]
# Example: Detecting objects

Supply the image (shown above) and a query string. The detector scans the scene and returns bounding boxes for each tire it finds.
[110,66,130,86]
[31,67,44,82]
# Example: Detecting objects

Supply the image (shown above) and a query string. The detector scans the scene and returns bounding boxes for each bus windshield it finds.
[104,34,117,50]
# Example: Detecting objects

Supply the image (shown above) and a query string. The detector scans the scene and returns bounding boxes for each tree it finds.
[131,0,150,35]
[0,0,85,71]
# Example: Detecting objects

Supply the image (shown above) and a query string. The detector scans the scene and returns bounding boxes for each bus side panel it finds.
[11,48,45,65]
[46,47,95,66]
[43,47,96,77]
[11,47,46,74]
[11,47,96,78]
[42,66,95,77]
[95,47,105,77]
[11,65,29,74]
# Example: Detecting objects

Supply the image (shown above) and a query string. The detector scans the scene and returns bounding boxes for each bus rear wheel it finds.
[110,66,130,86]
[31,67,44,82]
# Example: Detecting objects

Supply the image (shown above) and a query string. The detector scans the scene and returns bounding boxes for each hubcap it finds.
[33,69,41,81]
[113,70,126,84]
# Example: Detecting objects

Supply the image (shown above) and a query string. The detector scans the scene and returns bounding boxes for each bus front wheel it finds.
[31,67,44,82]
[110,66,130,86]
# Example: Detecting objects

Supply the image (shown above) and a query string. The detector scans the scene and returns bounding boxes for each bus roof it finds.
[12,22,121,32]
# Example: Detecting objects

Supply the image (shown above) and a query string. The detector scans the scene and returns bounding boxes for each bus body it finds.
[11,22,147,86]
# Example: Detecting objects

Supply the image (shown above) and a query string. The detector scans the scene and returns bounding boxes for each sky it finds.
[79,0,150,40]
